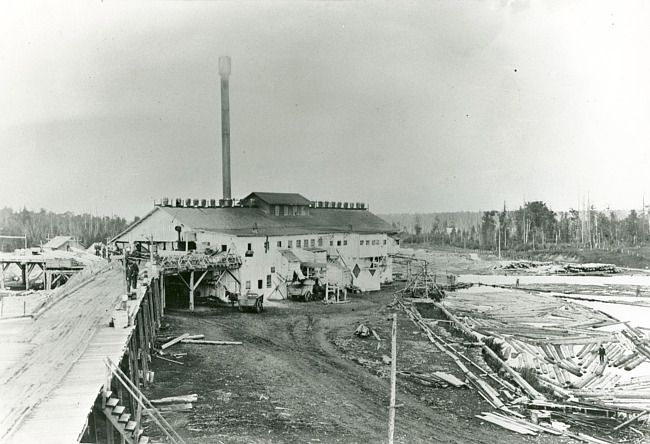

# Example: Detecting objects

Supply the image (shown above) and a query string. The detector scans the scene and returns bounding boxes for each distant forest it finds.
[380,202,650,252]
[0,207,136,252]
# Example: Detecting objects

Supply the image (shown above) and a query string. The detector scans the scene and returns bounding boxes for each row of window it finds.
[360,239,387,246]
[266,238,387,249]
[245,275,273,290]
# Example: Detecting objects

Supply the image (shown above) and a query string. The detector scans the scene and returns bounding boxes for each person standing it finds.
[130,261,139,292]
[125,261,132,293]
[598,344,606,364]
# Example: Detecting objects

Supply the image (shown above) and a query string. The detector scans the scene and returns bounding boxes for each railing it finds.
[104,357,186,444]
[159,252,242,274]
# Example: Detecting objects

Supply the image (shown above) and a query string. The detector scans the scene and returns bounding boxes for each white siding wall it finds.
[116,210,395,296]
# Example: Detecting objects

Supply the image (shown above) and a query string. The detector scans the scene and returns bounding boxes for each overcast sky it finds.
[1,1,649,219]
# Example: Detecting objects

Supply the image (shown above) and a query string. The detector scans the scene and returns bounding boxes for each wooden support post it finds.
[151,279,161,328]
[161,274,166,311]
[127,338,136,413]
[92,408,100,443]
[106,414,115,444]
[148,290,156,336]
[142,297,150,353]
[117,383,126,444]
[1,263,5,290]
[189,270,195,311]
[21,264,27,290]
[131,335,140,392]
[388,313,397,444]
[137,309,148,387]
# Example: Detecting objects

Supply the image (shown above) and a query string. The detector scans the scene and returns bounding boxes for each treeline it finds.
[0,207,134,252]
[384,202,650,252]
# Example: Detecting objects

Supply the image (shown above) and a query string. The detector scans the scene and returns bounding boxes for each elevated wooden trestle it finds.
[0,261,179,444]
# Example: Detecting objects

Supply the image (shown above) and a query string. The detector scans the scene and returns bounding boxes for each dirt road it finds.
[145,289,564,444]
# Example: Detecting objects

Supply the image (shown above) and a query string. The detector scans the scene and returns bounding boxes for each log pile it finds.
[441,290,650,412]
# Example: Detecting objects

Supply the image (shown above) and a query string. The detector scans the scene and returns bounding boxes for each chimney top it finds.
[219,56,231,77]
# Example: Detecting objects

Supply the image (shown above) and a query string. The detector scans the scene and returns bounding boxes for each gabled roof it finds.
[43,236,73,249]
[242,192,312,206]
[153,206,396,237]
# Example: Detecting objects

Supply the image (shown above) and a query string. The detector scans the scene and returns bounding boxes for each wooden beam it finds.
[189,271,195,311]
[613,409,649,431]
[21,264,27,290]
[161,274,166,312]
[193,269,209,289]
[226,268,240,285]
[177,273,190,290]
[161,333,190,350]
[181,339,242,345]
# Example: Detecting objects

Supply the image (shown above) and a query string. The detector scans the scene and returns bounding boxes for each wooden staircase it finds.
[102,357,185,444]
[101,390,148,444]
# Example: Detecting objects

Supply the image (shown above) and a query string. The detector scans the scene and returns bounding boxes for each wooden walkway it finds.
[0,264,139,443]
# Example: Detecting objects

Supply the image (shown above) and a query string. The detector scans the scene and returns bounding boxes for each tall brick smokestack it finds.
[219,56,232,206]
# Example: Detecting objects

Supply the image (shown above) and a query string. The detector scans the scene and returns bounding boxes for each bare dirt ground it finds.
[143,280,570,444]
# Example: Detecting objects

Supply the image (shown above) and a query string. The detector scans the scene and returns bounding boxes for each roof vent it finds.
[200,199,207,207]
[185,198,192,207]
[193,198,199,207]
[343,202,348,209]
[162,197,169,206]
[209,199,217,207]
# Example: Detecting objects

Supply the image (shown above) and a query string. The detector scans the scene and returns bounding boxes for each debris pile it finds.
[430,290,650,440]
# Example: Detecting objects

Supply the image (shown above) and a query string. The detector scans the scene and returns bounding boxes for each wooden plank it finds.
[180,339,242,345]
[161,333,190,350]
[475,414,537,435]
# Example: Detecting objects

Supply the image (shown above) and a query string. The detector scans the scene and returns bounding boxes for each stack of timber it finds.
[439,289,650,418]
[399,298,622,443]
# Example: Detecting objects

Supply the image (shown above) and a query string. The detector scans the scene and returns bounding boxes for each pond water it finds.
[458,274,650,329]
[459,274,650,287]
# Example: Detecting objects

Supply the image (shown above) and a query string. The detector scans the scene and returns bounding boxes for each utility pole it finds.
[388,313,397,444]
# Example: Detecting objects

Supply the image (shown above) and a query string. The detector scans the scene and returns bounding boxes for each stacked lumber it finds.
[561,263,618,274]
[436,290,650,416]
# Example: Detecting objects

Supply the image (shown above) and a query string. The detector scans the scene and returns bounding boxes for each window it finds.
[383,240,387,245]
[288,240,292,248]
[310,239,315,247]
[247,243,252,251]
[360,240,364,246]
[275,206,280,216]
[267,275,272,288]
[258,279,263,289]
[277,241,282,248]
[283,206,289,216]
[330,240,334,246]
[365,240,370,245]
[296,240,301,248]
[344,240,348,246]
[271,266,275,273]
[246,281,251,290]
[221,244,227,252]
[318,238,323,247]
[337,240,341,246]
[304,239,308,248]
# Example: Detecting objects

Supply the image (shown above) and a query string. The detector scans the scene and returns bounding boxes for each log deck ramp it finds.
[0,262,164,443]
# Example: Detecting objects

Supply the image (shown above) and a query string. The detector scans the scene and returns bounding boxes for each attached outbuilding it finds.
[112,192,397,307]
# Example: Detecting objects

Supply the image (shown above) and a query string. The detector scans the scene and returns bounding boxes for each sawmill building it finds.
[112,192,398,303]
